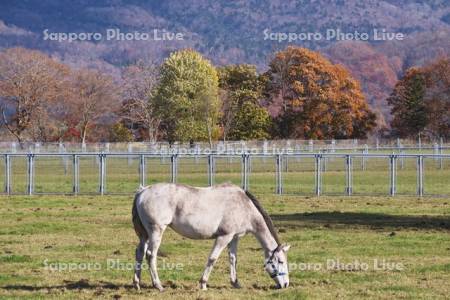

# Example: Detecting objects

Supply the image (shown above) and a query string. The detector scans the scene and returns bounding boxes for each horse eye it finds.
[279,261,284,264]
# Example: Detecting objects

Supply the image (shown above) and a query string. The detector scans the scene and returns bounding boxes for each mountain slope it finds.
[0,0,449,122]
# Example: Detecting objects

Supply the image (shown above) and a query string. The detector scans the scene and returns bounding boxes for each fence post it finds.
[27,154,34,195]
[59,142,68,175]
[315,154,321,196]
[241,154,248,191]
[128,143,133,166]
[361,145,368,171]
[417,155,424,197]
[276,154,283,194]
[346,155,353,196]
[389,155,396,196]
[139,154,145,187]
[439,137,443,170]
[208,154,214,186]
[400,150,404,170]
[322,151,327,172]
[4,154,10,195]
[73,155,79,194]
[171,155,178,183]
[99,154,105,195]
[284,155,289,172]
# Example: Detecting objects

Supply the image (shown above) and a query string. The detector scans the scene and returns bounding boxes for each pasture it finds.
[1,193,449,299]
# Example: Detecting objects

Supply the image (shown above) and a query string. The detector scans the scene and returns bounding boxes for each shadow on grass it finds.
[272,212,450,231]
[1,279,241,292]
[1,279,134,292]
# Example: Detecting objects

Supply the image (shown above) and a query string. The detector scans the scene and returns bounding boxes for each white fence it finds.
[0,138,448,155]
[0,153,449,197]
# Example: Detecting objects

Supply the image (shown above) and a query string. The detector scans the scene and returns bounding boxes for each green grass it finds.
[0,194,449,299]
[0,154,449,298]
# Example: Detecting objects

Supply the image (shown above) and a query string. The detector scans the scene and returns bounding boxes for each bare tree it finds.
[121,60,160,142]
[0,47,69,143]
[69,69,119,144]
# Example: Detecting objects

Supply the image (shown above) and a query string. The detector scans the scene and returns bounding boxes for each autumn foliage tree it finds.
[264,46,376,139]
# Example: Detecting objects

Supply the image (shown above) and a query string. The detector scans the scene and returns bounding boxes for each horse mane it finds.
[245,191,281,246]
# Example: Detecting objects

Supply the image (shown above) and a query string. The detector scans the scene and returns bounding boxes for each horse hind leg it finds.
[145,224,166,291]
[133,238,147,290]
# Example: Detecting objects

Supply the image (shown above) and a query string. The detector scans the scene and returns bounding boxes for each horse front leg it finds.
[200,234,234,290]
[228,236,241,288]
[146,224,166,291]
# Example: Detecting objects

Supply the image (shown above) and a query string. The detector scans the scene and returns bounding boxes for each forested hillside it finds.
[0,0,449,123]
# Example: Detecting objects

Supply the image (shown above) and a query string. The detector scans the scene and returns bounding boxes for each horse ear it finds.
[282,244,291,252]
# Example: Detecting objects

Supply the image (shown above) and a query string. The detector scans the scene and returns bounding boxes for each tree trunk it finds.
[206,120,213,148]
[81,123,88,144]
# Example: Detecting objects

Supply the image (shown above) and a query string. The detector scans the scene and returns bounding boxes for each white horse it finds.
[132,183,290,291]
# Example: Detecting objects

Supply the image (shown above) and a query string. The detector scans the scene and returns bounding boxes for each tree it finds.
[387,56,449,138]
[264,46,376,139]
[422,57,450,138]
[387,68,428,138]
[154,49,220,145]
[227,91,271,140]
[218,65,271,140]
[68,69,119,144]
[0,48,70,143]
[324,41,400,133]
[110,122,133,142]
[121,60,160,142]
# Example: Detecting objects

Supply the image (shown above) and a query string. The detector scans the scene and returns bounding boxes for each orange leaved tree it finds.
[264,46,376,139]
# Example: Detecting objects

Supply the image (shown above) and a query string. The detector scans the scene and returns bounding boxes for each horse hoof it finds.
[200,283,208,290]
[133,281,140,291]
[154,284,164,292]
[231,280,242,289]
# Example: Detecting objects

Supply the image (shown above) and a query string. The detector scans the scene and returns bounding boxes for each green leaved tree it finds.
[218,65,271,140]
[387,57,449,138]
[387,68,428,138]
[154,49,220,145]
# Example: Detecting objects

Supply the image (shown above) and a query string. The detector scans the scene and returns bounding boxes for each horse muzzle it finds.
[276,282,289,289]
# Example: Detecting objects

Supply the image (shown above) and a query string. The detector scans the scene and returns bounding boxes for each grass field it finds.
[0,192,449,299]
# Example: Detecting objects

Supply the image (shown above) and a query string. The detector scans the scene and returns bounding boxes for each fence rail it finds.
[1,153,449,197]
[0,138,449,155]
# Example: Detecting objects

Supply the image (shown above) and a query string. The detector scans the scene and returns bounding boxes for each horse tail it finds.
[132,187,148,240]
